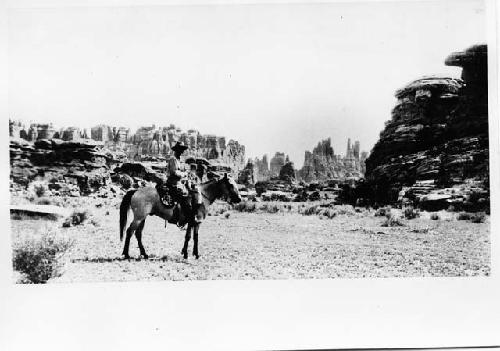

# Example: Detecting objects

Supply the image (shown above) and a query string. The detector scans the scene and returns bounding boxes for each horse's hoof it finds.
[195,255,200,260]
[122,255,131,260]
[140,254,149,260]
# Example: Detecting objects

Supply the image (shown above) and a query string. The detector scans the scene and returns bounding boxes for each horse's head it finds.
[217,173,242,204]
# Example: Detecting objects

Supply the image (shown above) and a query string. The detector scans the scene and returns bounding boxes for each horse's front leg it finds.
[181,224,192,259]
[192,223,200,259]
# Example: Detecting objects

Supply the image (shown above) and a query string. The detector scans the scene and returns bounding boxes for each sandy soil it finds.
[10,198,490,282]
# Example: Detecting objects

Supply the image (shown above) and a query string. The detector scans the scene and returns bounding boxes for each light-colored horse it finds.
[119,185,188,259]
[119,174,241,260]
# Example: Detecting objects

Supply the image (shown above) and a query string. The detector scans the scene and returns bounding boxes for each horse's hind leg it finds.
[135,219,148,259]
[122,220,140,259]
[181,224,192,259]
[192,223,200,259]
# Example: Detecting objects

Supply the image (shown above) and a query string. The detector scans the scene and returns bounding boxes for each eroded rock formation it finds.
[297,138,366,182]
[238,159,258,186]
[270,152,287,178]
[11,121,246,178]
[9,138,117,195]
[364,44,489,210]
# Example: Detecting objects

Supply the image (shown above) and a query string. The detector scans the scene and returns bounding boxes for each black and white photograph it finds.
[1,0,499,349]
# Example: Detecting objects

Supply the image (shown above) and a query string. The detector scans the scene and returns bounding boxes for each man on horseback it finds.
[157,141,202,224]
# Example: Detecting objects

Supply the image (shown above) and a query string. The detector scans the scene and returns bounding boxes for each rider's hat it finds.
[172,141,188,153]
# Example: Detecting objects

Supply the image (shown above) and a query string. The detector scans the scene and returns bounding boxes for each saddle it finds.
[156,181,197,228]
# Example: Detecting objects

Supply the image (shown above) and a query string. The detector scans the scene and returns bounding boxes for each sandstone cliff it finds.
[363,44,489,210]
[10,121,247,179]
[10,138,118,195]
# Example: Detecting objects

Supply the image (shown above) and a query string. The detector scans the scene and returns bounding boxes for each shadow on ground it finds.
[71,254,192,264]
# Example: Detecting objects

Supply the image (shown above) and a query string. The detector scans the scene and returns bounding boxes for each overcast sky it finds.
[8,0,487,167]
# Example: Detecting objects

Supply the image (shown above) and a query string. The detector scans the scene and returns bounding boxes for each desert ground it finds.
[10,194,490,283]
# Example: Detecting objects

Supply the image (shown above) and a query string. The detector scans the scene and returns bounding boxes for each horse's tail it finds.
[120,189,136,241]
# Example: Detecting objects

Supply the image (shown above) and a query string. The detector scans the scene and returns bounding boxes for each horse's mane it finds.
[202,172,233,185]
[200,178,219,186]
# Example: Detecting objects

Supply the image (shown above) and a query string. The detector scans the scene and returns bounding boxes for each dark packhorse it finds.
[119,173,241,259]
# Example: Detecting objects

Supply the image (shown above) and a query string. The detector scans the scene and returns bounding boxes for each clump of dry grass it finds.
[403,206,420,220]
[27,180,49,198]
[457,212,473,220]
[375,206,391,217]
[233,201,257,213]
[470,212,486,223]
[62,209,90,227]
[381,211,405,227]
[12,230,74,284]
[456,211,486,223]
[299,204,321,216]
[320,208,337,219]
[34,197,52,205]
[430,213,440,220]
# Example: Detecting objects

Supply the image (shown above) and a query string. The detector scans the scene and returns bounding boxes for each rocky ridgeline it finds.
[115,124,246,177]
[363,44,489,211]
[9,136,239,197]
[10,122,247,179]
[297,138,367,182]
[10,138,121,196]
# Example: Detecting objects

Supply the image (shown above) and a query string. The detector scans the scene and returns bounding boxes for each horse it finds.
[181,173,242,259]
[119,173,241,260]
[119,184,189,259]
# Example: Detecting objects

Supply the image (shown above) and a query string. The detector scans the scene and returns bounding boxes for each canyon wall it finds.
[363,44,489,209]
[10,122,246,177]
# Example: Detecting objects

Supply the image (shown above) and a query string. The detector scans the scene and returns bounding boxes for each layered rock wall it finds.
[10,138,117,195]
[11,121,246,178]
[364,44,489,208]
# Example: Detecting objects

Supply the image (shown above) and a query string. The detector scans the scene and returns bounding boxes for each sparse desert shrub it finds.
[403,206,420,220]
[457,212,473,221]
[381,211,405,227]
[261,202,281,213]
[470,212,486,223]
[375,206,391,217]
[430,213,440,220]
[62,209,90,227]
[34,197,52,205]
[224,212,231,219]
[300,204,320,216]
[12,230,74,284]
[322,208,337,219]
[335,205,355,216]
[233,201,257,213]
[28,180,49,198]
